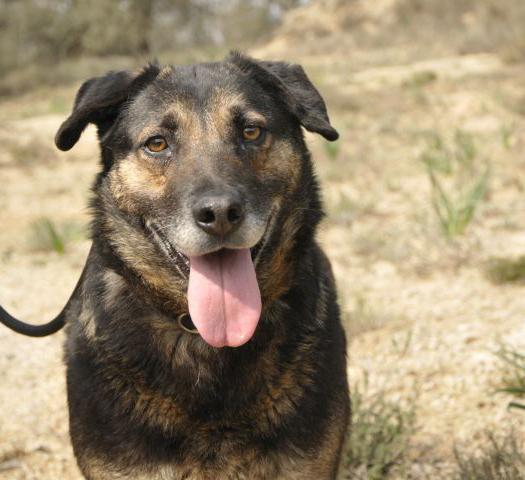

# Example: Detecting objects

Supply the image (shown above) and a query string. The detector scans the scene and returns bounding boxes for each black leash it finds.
[0,305,66,337]
[0,248,89,337]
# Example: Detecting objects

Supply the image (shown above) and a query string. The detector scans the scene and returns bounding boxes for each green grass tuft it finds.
[500,124,516,150]
[402,70,437,89]
[427,167,489,238]
[28,218,86,254]
[485,256,525,285]
[323,139,341,161]
[496,344,525,410]
[452,431,525,480]
[420,130,489,237]
[345,383,415,479]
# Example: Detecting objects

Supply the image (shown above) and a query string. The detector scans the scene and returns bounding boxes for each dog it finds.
[0,52,350,479]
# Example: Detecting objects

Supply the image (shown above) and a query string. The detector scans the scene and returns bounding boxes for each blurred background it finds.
[1,0,525,478]
[0,0,306,95]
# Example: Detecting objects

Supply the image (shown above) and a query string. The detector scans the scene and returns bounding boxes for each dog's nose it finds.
[192,194,245,237]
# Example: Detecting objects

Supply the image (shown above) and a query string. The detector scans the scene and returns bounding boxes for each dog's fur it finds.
[2,53,349,479]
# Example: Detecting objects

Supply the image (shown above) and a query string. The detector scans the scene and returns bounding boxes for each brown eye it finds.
[145,136,168,153]
[242,126,262,142]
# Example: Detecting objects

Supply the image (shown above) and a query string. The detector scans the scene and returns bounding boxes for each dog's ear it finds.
[227,52,338,141]
[55,65,160,151]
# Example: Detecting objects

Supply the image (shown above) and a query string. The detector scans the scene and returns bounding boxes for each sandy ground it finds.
[2,8,525,478]
[0,111,96,479]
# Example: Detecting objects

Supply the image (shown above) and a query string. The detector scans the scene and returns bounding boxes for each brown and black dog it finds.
[0,52,349,479]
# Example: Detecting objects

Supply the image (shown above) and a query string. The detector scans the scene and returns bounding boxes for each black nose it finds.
[192,193,245,237]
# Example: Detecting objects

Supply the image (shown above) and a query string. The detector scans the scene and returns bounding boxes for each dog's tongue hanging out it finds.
[187,249,261,348]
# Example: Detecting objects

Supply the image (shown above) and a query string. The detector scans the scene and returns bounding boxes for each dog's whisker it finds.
[151,222,180,233]
[254,207,278,267]
[144,219,189,279]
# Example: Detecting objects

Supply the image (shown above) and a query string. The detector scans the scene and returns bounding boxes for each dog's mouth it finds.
[144,213,275,348]
[146,221,190,278]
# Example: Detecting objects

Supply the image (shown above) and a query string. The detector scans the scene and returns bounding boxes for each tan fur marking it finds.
[208,89,245,116]
[102,211,187,311]
[79,450,282,480]
[108,156,167,213]
[158,65,174,80]
[80,429,345,480]
[205,89,246,138]
[165,101,200,143]
[255,138,301,188]
[78,304,96,340]
[102,269,127,310]
[278,414,346,479]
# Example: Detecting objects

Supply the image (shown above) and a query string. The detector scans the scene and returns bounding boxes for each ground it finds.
[1,1,525,478]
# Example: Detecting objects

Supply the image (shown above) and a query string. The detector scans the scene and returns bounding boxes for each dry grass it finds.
[485,256,525,285]
[256,0,525,64]
[451,431,525,480]
[344,384,415,479]
[3,137,58,167]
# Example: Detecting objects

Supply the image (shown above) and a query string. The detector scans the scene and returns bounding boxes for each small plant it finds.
[323,139,341,161]
[420,130,489,237]
[345,382,415,479]
[496,344,525,410]
[391,329,413,357]
[485,256,525,285]
[402,70,437,89]
[427,167,488,237]
[452,431,525,480]
[500,124,516,150]
[420,132,452,174]
[28,218,86,254]
[30,218,66,254]
[449,346,525,479]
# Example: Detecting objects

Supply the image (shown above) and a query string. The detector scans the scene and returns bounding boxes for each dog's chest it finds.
[82,449,305,480]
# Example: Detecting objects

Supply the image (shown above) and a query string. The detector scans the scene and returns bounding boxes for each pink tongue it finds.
[187,249,262,348]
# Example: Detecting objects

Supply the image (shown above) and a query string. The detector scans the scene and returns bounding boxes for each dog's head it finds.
[57,52,338,348]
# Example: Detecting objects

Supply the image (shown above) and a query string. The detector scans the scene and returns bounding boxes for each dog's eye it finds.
[145,136,168,153]
[242,126,264,143]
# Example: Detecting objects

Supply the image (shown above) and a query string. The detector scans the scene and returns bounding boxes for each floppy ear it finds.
[55,66,160,151]
[227,52,339,141]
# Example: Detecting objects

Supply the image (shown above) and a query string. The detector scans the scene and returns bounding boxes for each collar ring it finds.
[177,313,199,334]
